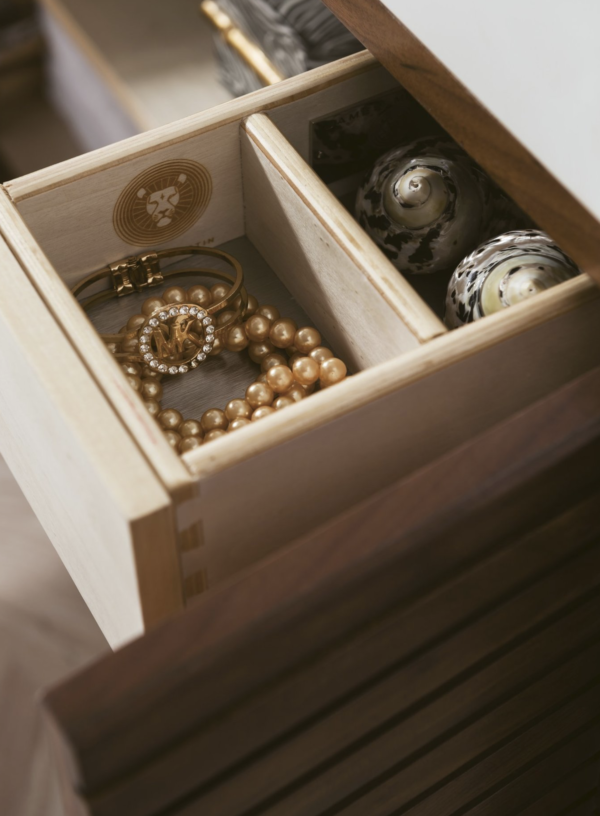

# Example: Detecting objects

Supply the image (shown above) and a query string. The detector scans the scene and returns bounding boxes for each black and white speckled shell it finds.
[445,230,581,329]
[355,137,519,275]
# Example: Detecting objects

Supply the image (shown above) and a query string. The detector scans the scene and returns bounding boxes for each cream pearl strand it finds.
[112,284,348,456]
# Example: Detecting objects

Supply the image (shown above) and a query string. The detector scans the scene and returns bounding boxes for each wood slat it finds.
[472,739,600,816]
[508,751,600,816]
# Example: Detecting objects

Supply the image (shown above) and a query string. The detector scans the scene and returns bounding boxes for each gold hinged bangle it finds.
[72,246,248,376]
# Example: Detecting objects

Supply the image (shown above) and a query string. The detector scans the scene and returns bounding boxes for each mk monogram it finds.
[136,302,216,376]
[153,316,199,359]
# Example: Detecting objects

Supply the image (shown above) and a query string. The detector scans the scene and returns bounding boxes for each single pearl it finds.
[217,310,236,327]
[225,399,252,420]
[245,314,271,342]
[141,378,163,401]
[208,336,223,356]
[164,430,182,449]
[163,286,187,304]
[228,417,252,432]
[252,406,275,421]
[257,373,269,383]
[204,429,227,443]
[211,283,230,303]
[127,313,146,331]
[225,324,249,352]
[257,304,280,322]
[126,374,142,392]
[309,346,334,364]
[201,408,228,432]
[293,357,320,386]
[188,285,213,307]
[260,353,287,372]
[243,294,259,317]
[246,381,275,408]
[142,296,167,316]
[274,395,295,410]
[179,435,202,453]
[294,327,322,354]
[248,340,275,363]
[267,365,295,394]
[285,384,305,402]
[158,408,183,430]
[106,342,119,355]
[320,357,347,387]
[121,362,142,377]
[302,382,316,395]
[270,318,297,348]
[144,399,161,417]
[180,419,203,438]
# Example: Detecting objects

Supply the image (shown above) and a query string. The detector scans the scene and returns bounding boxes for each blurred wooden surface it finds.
[0,455,108,816]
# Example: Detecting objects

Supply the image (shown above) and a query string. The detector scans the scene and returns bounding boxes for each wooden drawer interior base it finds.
[1,52,599,644]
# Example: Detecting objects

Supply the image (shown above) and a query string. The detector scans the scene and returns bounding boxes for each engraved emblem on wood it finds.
[113,159,212,246]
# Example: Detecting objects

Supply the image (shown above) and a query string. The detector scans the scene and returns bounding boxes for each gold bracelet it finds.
[74,249,348,454]
[72,246,247,375]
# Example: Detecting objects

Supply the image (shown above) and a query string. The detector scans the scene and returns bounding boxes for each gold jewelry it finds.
[116,293,347,454]
[73,248,348,454]
[72,247,247,376]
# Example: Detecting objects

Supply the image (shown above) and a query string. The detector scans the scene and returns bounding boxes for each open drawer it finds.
[1,52,600,648]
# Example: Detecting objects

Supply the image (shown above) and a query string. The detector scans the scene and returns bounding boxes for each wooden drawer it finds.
[1,50,600,648]
[42,365,600,816]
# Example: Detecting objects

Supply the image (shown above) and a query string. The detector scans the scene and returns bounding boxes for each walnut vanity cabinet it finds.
[0,0,598,812]
[43,367,600,816]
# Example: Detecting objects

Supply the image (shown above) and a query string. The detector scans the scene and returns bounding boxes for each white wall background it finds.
[384,0,600,221]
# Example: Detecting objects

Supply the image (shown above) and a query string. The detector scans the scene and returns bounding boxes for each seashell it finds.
[355,137,523,275]
[445,230,581,329]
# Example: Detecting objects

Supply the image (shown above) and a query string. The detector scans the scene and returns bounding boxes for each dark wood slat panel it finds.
[517,755,600,816]
[338,687,600,816]
[74,502,600,816]
[43,368,600,816]
[235,642,600,816]
[471,740,600,816]
[95,559,600,816]
[45,367,600,796]
[322,0,600,281]
[559,796,598,816]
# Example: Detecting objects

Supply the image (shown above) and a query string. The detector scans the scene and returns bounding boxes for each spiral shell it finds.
[355,137,520,275]
[445,230,581,329]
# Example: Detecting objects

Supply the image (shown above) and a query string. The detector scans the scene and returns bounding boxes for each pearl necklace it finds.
[113,282,347,455]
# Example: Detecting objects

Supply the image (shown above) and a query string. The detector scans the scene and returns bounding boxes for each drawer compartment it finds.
[1,52,598,646]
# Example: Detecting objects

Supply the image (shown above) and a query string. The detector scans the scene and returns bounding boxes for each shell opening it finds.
[481,255,576,317]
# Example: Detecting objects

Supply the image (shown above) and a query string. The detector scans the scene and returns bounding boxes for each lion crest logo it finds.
[114,159,212,246]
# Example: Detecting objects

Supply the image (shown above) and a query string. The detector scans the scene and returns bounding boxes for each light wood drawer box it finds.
[1,47,600,649]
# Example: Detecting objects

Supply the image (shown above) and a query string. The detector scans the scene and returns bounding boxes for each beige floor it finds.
[0,456,108,816]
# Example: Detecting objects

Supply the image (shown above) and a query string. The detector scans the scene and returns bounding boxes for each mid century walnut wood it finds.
[43,366,600,816]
